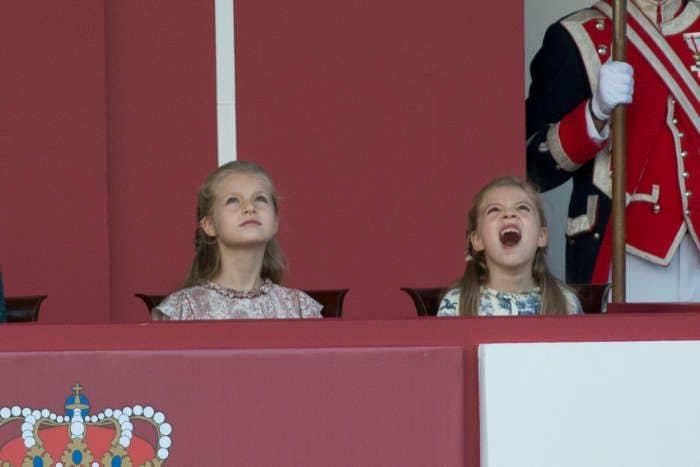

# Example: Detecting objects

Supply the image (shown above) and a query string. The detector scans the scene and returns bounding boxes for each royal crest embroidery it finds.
[0,384,172,466]
[684,32,700,78]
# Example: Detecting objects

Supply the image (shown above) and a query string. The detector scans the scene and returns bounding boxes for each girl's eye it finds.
[486,206,499,215]
[254,195,269,204]
[518,204,532,212]
[225,197,239,205]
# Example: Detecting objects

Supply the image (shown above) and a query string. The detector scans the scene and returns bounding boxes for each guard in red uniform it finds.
[527,0,700,300]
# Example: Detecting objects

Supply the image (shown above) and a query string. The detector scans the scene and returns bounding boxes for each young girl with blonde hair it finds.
[153,161,322,320]
[438,176,582,316]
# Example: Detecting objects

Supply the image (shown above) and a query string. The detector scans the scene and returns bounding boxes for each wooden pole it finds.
[611,0,628,302]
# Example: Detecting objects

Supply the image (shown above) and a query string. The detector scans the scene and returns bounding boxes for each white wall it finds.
[215,0,236,164]
[525,0,591,280]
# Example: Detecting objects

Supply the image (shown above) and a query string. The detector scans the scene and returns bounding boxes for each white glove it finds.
[590,61,634,121]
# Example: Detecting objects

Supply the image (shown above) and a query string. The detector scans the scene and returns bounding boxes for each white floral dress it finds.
[437,285,582,316]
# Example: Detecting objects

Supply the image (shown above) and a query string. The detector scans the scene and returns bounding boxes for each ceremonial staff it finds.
[611,0,628,302]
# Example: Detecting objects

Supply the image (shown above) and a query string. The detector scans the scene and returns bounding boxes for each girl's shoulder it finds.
[154,285,209,320]
[558,283,584,315]
[267,283,323,318]
[437,288,461,317]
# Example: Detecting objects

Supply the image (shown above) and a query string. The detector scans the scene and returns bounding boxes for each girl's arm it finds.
[436,289,460,317]
[151,308,170,321]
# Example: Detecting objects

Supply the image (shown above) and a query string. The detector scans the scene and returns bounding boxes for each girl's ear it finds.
[201,216,217,237]
[537,226,548,248]
[470,230,485,252]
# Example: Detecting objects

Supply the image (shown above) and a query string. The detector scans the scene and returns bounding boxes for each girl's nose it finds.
[242,201,256,214]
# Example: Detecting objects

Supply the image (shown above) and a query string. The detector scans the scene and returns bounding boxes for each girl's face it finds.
[201,171,279,249]
[470,185,547,274]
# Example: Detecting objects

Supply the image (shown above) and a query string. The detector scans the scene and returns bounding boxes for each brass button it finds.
[653,204,661,214]
[596,20,605,30]
[683,171,690,179]
[686,209,692,217]
[679,132,685,138]
[672,118,678,125]
[686,191,693,198]
[597,44,608,55]
[681,150,688,158]
[538,142,548,153]
[593,232,601,240]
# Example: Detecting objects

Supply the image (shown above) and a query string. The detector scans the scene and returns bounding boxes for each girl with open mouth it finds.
[438,176,582,316]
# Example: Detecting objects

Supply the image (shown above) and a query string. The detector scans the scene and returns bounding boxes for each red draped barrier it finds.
[0,341,462,466]
[2,308,700,465]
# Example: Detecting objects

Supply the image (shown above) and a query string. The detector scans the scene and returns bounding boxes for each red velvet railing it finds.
[2,307,700,465]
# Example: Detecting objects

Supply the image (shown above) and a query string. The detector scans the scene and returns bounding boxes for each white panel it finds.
[215,0,236,164]
[480,341,700,467]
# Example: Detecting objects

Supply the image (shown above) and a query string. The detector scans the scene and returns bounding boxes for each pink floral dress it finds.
[154,279,323,320]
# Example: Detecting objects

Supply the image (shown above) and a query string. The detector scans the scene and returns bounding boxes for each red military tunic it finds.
[546,0,700,282]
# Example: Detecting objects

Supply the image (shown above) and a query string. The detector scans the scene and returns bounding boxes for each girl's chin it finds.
[487,256,534,271]
[219,237,273,248]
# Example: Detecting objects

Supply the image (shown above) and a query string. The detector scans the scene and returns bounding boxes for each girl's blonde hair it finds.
[450,175,570,316]
[184,161,287,287]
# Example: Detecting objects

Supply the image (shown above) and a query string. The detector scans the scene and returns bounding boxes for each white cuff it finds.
[585,102,610,142]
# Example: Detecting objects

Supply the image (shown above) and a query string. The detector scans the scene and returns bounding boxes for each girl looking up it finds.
[153,161,322,320]
[438,176,582,316]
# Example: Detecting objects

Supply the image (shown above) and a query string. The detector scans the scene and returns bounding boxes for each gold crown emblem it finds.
[0,384,172,466]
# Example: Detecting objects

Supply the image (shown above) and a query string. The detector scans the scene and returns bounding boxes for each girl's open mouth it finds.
[500,227,521,246]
